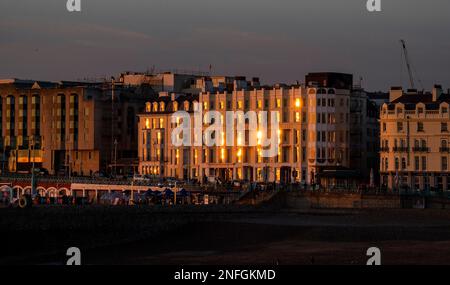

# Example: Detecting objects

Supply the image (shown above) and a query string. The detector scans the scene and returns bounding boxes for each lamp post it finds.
[66,136,72,180]
[111,77,115,178]
[30,136,36,198]
[113,139,118,178]
[2,136,6,175]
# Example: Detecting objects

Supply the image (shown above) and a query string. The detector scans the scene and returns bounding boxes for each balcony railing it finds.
[393,147,408,153]
[413,147,430,152]
[380,147,390,152]
[440,147,450,153]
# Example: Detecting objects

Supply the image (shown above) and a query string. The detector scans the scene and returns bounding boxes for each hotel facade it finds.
[380,85,450,191]
[0,79,148,176]
[138,73,375,186]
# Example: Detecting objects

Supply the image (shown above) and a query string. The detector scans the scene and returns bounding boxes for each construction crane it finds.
[400,39,423,90]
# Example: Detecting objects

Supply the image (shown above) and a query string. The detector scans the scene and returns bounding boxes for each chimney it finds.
[389,87,403,102]
[432,84,443,102]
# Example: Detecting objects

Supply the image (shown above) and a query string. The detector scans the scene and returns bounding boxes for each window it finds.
[421,139,427,148]
[442,157,448,171]
[276,99,281,108]
[442,122,448,132]
[414,157,420,171]
[257,100,262,109]
[422,156,427,170]
[397,122,403,132]
[383,123,386,132]
[395,157,399,170]
[417,122,424,132]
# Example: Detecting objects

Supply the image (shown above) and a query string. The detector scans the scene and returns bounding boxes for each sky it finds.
[0,0,449,91]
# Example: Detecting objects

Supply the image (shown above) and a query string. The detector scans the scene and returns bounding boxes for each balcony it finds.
[380,147,390,153]
[440,147,450,153]
[413,147,430,152]
[393,147,408,153]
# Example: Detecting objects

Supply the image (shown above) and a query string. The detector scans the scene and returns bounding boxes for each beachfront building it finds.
[0,79,149,176]
[138,73,368,186]
[380,85,450,192]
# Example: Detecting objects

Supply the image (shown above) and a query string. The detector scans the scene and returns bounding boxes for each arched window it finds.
[173,102,178,112]
[145,102,151,112]
[153,102,158,112]
[421,139,427,148]
[160,102,165,112]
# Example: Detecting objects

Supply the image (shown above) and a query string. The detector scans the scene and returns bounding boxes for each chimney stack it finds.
[432,84,443,102]
[389,87,403,102]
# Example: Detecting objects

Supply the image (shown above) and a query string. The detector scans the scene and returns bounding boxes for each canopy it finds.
[162,189,174,196]
[177,189,190,197]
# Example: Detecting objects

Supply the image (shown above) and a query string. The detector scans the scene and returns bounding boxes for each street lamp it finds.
[30,136,37,198]
[66,136,72,180]
[111,77,116,178]
[113,139,118,178]
[2,136,6,175]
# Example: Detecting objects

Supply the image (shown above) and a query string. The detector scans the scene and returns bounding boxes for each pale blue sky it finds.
[1,0,449,91]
